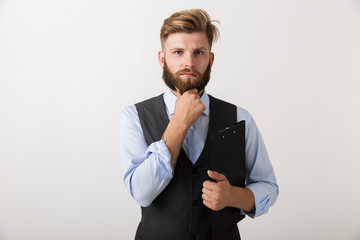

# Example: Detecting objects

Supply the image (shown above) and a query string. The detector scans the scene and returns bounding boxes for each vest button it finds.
[192,168,197,174]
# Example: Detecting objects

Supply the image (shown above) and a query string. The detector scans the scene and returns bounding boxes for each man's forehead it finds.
[163,32,210,50]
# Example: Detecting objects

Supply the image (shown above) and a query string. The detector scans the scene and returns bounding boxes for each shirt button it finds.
[190,126,194,131]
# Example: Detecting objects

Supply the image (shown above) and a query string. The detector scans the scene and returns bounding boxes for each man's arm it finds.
[120,89,205,207]
[120,105,173,207]
[161,89,205,171]
[201,108,279,217]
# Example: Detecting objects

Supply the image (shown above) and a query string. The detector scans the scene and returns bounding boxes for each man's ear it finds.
[210,52,215,67]
[158,51,165,68]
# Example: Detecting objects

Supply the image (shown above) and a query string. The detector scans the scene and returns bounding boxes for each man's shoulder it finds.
[121,93,164,116]
[120,104,138,122]
[135,93,164,107]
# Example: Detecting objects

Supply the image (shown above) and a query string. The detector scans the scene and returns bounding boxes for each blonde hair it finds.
[160,9,219,49]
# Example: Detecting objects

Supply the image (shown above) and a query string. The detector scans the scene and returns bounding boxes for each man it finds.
[120,9,278,240]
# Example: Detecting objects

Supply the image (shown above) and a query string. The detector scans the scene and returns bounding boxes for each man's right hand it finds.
[162,88,205,171]
[173,88,206,129]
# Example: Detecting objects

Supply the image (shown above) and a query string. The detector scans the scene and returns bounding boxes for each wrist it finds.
[162,117,188,147]
[171,116,190,133]
[227,186,255,212]
[227,185,237,207]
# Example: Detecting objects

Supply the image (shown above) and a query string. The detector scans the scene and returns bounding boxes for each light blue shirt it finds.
[120,88,279,218]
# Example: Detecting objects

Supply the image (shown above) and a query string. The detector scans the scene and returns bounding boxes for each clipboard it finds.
[210,120,246,240]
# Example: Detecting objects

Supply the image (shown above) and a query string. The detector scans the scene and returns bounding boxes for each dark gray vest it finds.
[134,94,245,240]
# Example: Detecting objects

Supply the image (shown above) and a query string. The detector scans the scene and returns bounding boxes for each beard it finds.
[162,60,211,95]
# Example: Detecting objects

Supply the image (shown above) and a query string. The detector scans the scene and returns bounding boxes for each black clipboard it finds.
[210,120,246,240]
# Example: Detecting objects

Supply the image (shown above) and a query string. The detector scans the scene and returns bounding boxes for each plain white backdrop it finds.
[1,0,360,239]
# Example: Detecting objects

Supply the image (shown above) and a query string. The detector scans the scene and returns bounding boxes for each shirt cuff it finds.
[145,140,173,179]
[242,183,271,218]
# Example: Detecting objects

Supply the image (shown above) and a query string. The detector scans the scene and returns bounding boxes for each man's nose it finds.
[184,54,195,68]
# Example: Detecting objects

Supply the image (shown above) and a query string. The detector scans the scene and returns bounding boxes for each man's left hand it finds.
[202,170,233,211]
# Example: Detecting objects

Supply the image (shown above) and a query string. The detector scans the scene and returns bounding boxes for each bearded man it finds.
[120,9,279,240]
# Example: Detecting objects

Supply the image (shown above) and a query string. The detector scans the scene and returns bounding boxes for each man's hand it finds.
[172,88,205,129]
[161,88,205,171]
[202,170,233,211]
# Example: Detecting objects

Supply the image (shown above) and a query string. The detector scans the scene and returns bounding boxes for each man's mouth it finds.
[180,72,197,77]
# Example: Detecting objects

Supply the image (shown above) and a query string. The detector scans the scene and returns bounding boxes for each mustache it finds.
[175,68,201,77]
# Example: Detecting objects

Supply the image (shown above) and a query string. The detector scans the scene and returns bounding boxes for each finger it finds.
[207,170,226,182]
[203,193,214,208]
[203,180,217,191]
[203,199,213,210]
[202,187,213,198]
[201,192,210,201]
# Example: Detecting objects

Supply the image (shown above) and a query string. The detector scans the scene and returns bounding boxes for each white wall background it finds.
[1,0,360,239]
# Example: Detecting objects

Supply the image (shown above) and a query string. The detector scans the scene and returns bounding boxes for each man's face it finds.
[158,32,214,95]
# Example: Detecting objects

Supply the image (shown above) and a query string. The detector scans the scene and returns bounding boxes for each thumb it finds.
[207,170,226,182]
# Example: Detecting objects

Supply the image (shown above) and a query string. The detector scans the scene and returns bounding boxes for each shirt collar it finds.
[163,88,210,117]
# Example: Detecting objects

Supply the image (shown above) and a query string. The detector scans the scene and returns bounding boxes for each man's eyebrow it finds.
[170,47,184,51]
[169,47,209,51]
[195,47,209,51]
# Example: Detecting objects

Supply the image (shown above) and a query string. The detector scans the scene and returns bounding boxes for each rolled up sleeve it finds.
[237,107,279,218]
[120,106,173,207]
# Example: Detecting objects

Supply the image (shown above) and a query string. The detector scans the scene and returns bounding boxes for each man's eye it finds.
[174,50,182,54]
[195,51,203,55]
